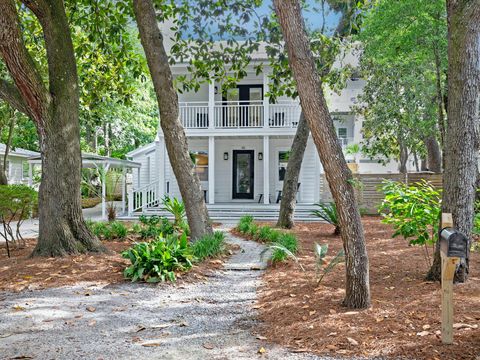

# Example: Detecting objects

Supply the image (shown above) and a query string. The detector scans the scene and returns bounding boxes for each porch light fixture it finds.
[258,152,263,160]
[223,152,229,160]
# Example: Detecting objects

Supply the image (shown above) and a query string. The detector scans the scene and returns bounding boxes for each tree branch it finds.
[0,79,29,115]
[0,0,50,125]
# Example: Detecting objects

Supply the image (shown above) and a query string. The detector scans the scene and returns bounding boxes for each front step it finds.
[120,204,321,222]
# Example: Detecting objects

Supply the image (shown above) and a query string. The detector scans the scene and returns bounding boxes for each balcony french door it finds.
[222,85,263,127]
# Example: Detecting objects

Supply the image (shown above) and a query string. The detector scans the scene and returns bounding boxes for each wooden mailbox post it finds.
[439,213,469,345]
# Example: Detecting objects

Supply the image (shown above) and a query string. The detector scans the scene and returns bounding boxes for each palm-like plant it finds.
[162,195,186,227]
[311,202,340,235]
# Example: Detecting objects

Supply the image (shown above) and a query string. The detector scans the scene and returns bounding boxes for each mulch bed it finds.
[0,237,234,293]
[255,217,480,359]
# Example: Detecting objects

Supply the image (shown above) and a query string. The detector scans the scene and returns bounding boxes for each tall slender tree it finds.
[0,0,105,256]
[132,0,212,240]
[427,0,480,281]
[273,0,370,308]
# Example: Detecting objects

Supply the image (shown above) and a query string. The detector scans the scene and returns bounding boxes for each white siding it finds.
[131,148,156,189]
[7,156,26,184]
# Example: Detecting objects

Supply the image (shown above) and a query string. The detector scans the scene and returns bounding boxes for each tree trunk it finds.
[276,112,309,229]
[0,0,105,256]
[427,0,480,281]
[133,0,212,240]
[398,140,408,174]
[425,135,442,173]
[273,0,370,309]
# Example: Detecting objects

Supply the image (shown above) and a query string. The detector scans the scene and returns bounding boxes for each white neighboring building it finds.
[0,144,39,184]
[126,44,413,216]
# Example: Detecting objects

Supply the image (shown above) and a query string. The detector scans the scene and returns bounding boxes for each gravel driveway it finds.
[0,234,327,360]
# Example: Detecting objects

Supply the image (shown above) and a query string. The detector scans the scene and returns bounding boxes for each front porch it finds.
[128,135,325,216]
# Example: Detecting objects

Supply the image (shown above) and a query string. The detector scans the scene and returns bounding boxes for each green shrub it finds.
[379,180,441,246]
[138,215,174,239]
[122,233,193,282]
[271,233,298,263]
[311,202,340,235]
[237,215,254,233]
[256,226,275,242]
[87,221,127,240]
[0,185,38,256]
[246,223,259,237]
[191,231,226,261]
[110,221,128,239]
[130,223,142,234]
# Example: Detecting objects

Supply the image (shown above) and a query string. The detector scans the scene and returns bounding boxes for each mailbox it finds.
[440,227,469,259]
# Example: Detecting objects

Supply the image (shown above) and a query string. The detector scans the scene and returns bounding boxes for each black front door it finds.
[232,150,254,199]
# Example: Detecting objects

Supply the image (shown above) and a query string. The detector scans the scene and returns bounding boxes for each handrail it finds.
[128,180,160,214]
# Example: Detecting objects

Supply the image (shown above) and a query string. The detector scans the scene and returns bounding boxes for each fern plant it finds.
[314,242,345,284]
[311,202,340,235]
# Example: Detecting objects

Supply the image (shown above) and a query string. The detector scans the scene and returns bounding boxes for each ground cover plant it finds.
[86,220,129,241]
[138,215,175,239]
[122,233,194,282]
[122,231,226,283]
[236,215,299,264]
[191,231,226,261]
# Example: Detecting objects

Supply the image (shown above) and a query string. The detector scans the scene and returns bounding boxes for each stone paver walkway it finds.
[0,233,328,360]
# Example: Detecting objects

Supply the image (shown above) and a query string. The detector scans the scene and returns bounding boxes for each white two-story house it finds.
[126,38,410,218]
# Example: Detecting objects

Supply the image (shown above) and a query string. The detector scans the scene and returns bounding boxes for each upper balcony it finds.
[179,100,302,131]
[178,100,354,150]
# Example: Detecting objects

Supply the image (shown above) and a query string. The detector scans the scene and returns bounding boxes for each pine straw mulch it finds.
[0,237,235,293]
[255,217,480,360]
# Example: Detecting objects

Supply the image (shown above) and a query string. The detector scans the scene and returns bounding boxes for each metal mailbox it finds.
[439,227,469,259]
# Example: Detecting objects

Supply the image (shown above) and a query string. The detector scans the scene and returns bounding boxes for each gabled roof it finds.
[126,141,156,158]
[0,144,40,158]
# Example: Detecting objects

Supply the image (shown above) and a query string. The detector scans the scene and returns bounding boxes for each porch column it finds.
[263,135,270,204]
[121,167,126,214]
[208,76,215,129]
[208,136,215,204]
[263,71,270,129]
[101,163,110,221]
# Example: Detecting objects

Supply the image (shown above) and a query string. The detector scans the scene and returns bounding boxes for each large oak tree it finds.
[0,0,105,256]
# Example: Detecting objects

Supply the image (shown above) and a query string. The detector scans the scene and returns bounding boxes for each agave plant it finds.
[311,202,340,235]
[314,242,345,285]
[162,195,186,227]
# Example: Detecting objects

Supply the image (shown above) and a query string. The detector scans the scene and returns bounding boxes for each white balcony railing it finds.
[179,102,209,129]
[268,102,302,127]
[214,101,264,128]
[179,101,303,129]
